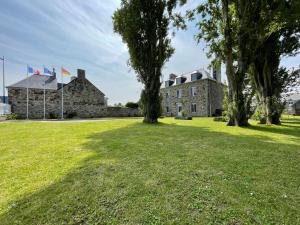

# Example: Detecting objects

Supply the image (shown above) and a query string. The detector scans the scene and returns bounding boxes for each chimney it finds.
[169,73,177,80]
[77,69,86,80]
[52,68,56,78]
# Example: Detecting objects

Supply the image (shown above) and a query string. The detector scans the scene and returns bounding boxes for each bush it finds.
[252,106,266,124]
[125,102,139,109]
[49,112,57,119]
[66,112,77,119]
[213,116,227,122]
[6,113,19,120]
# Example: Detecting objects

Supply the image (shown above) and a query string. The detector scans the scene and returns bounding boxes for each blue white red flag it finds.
[28,66,34,74]
[44,67,52,75]
[34,69,41,76]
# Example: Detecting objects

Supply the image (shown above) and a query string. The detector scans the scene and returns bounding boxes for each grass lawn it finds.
[0,117,299,224]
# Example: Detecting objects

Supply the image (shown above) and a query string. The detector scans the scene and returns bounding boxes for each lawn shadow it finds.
[1,122,300,224]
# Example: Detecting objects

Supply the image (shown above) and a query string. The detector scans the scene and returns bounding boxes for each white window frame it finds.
[191,87,197,96]
[191,103,197,113]
[177,89,182,98]
[166,91,169,98]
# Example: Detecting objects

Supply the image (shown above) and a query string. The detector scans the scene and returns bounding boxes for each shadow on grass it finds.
[1,122,300,224]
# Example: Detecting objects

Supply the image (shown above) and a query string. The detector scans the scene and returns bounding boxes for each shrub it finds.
[49,112,57,119]
[252,106,266,124]
[125,102,139,109]
[6,113,18,120]
[66,112,77,119]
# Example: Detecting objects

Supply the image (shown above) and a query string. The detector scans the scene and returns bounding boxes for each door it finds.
[176,103,183,117]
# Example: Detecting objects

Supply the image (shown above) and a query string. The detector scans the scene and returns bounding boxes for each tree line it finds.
[113,0,300,126]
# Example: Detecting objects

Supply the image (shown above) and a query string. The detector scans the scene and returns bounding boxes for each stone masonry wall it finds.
[160,79,224,117]
[8,77,140,119]
[8,76,106,119]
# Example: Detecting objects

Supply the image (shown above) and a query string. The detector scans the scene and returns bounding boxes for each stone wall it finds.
[160,79,224,117]
[8,76,106,119]
[103,107,140,117]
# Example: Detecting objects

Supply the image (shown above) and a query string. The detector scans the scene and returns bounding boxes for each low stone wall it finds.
[103,107,140,117]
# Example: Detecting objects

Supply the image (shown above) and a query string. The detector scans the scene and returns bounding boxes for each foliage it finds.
[66,112,77,119]
[187,0,260,126]
[248,0,300,124]
[5,113,18,120]
[114,103,124,107]
[1,118,300,224]
[188,0,299,126]
[125,102,139,109]
[113,0,185,123]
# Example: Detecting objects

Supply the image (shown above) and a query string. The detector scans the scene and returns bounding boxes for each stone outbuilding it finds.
[7,69,106,119]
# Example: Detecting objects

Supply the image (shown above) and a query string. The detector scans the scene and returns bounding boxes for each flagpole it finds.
[2,56,5,103]
[61,67,64,120]
[43,81,46,120]
[43,66,46,120]
[26,65,29,120]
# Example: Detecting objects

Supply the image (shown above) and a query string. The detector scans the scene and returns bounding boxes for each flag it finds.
[34,69,41,76]
[28,66,34,74]
[44,67,52,75]
[62,67,71,76]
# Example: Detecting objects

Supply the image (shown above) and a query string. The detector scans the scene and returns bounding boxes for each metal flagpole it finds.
[0,56,4,103]
[2,56,4,103]
[43,66,46,120]
[61,67,64,119]
[43,80,46,120]
[26,65,29,120]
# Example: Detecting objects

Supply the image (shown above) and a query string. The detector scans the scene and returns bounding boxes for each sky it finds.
[0,0,299,104]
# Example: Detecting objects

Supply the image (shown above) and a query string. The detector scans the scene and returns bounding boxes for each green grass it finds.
[0,117,299,224]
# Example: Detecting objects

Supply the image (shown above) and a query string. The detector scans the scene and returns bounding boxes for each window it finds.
[177,89,182,98]
[166,106,170,113]
[191,72,203,81]
[191,87,197,96]
[165,91,169,98]
[191,103,197,113]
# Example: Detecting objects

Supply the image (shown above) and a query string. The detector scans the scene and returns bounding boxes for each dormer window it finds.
[191,72,203,81]
[176,77,187,85]
[165,80,174,87]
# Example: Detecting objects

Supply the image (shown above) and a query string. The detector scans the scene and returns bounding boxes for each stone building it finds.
[285,93,300,116]
[160,66,224,117]
[7,69,139,119]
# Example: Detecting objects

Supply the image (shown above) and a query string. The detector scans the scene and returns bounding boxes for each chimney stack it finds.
[77,69,85,80]
[52,68,56,78]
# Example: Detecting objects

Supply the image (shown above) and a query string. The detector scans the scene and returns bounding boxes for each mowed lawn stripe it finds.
[0,117,299,224]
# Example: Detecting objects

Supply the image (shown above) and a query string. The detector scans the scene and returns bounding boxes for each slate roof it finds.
[162,68,213,88]
[7,75,58,90]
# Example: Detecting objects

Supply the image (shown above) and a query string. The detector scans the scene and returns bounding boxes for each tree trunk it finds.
[142,75,161,124]
[222,0,249,127]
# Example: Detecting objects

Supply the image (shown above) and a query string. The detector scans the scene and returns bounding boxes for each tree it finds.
[125,102,139,109]
[113,0,185,123]
[188,0,258,126]
[250,0,300,124]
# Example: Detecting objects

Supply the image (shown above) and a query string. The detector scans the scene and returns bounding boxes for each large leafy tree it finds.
[250,0,300,124]
[188,0,299,126]
[113,0,185,123]
[187,0,259,126]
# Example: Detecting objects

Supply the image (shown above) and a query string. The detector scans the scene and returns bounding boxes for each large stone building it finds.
[285,93,300,116]
[160,66,224,117]
[7,69,138,119]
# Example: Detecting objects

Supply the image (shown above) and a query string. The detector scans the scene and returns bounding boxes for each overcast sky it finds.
[0,0,299,104]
